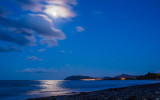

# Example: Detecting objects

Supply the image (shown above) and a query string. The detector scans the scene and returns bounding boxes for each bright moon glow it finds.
[45,8,58,18]
[45,5,74,18]
[53,11,57,17]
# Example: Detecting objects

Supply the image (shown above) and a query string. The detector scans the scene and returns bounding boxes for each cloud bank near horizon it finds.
[17,68,55,73]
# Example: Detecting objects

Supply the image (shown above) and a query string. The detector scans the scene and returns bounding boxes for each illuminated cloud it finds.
[27,56,42,61]
[0,0,77,52]
[76,26,85,32]
[0,15,65,49]
[16,0,76,19]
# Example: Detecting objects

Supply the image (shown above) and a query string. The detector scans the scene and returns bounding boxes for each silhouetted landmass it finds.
[114,74,135,78]
[65,72,160,80]
[108,74,136,80]
[103,77,111,80]
[64,75,95,80]
[136,72,160,80]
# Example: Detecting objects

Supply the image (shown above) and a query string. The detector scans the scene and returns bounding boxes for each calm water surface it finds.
[0,80,159,100]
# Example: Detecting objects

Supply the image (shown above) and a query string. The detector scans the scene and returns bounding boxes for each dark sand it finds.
[27,82,160,100]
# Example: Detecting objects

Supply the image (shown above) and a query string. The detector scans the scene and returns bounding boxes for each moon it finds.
[45,7,58,18]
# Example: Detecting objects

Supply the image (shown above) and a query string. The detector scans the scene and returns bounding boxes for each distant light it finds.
[80,79,96,81]
[121,78,126,80]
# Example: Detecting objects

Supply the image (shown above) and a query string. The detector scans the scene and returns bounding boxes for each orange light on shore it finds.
[80,79,96,81]
[121,78,126,80]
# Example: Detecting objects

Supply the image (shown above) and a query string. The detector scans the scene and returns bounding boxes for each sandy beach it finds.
[27,82,160,100]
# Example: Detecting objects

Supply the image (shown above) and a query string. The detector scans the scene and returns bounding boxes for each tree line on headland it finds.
[64,72,160,80]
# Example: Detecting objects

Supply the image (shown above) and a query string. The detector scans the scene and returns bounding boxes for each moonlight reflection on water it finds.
[0,80,159,100]
[27,80,71,96]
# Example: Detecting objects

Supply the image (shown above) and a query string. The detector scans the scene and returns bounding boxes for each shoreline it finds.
[27,82,160,100]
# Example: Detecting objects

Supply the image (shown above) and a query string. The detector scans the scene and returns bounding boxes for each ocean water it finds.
[0,80,159,100]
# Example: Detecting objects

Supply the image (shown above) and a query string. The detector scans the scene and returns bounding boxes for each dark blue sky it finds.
[0,0,160,80]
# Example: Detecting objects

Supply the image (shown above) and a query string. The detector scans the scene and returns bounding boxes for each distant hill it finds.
[64,72,160,80]
[103,77,111,80]
[64,75,95,80]
[113,74,136,78]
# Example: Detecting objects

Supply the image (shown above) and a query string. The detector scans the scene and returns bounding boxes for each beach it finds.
[27,82,160,100]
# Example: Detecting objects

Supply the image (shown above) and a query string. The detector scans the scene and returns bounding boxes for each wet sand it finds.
[27,82,160,100]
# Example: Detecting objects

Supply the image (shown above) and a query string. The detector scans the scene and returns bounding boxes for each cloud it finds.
[60,50,65,53]
[0,0,77,52]
[92,11,105,20]
[93,11,103,15]
[76,26,85,32]
[0,46,21,52]
[0,14,65,49]
[0,6,7,16]
[27,56,42,61]
[15,0,44,12]
[16,0,76,19]
[40,38,58,47]
[0,14,66,47]
[0,27,36,46]
[18,68,55,73]
[37,49,46,52]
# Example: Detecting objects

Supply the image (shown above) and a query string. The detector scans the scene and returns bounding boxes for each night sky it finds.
[0,0,160,80]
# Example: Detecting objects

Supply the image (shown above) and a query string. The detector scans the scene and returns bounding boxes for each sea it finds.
[0,80,159,100]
